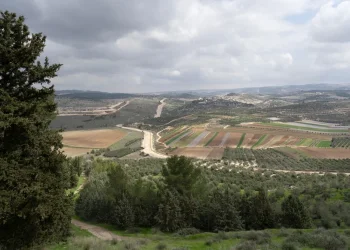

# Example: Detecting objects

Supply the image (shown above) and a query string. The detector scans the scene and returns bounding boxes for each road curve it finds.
[118,126,168,159]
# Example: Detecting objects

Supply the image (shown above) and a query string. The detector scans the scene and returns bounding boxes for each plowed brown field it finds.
[297,148,350,159]
[62,129,127,148]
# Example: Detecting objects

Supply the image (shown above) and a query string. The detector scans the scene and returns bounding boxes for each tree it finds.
[162,155,201,195]
[242,188,275,230]
[0,11,73,249]
[156,190,185,232]
[202,188,242,232]
[282,195,311,229]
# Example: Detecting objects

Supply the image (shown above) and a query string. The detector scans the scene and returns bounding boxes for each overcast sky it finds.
[1,0,350,93]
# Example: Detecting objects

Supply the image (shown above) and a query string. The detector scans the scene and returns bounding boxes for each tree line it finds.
[76,156,314,233]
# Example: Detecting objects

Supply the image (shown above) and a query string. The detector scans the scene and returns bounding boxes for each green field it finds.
[109,131,143,150]
[236,133,246,148]
[317,140,332,148]
[264,122,349,133]
[252,134,267,148]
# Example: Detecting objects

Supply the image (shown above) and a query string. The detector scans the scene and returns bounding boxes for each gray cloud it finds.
[0,0,349,92]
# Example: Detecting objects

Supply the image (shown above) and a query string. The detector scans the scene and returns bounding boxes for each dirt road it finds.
[72,219,122,241]
[154,98,166,118]
[119,126,168,159]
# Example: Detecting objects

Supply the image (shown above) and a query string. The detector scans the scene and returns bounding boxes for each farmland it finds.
[158,124,349,159]
[61,128,142,157]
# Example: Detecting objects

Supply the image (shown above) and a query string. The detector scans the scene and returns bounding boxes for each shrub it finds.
[235,240,257,250]
[174,228,200,236]
[156,242,168,250]
[241,231,271,244]
[281,241,299,250]
[215,231,229,240]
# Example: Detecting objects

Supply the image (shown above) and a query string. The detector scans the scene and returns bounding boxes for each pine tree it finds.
[281,195,312,229]
[156,190,185,232]
[162,155,201,195]
[0,11,73,249]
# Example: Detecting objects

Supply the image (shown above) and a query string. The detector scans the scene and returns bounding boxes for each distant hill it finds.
[55,91,138,100]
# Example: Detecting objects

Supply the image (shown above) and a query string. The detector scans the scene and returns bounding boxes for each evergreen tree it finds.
[201,189,242,232]
[248,188,275,230]
[0,11,73,249]
[162,155,201,195]
[282,195,312,229]
[156,190,185,232]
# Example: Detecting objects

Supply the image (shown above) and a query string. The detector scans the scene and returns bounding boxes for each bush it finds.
[284,229,347,250]
[215,231,230,240]
[281,241,299,250]
[235,241,257,250]
[241,231,271,244]
[156,242,168,250]
[277,228,291,237]
[174,228,200,236]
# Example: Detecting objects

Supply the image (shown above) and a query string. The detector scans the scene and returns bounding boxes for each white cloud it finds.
[2,0,349,92]
[311,1,350,43]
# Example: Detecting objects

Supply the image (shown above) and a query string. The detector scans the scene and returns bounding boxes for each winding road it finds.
[118,125,168,158]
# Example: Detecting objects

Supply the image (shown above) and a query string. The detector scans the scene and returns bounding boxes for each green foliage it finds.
[104,147,141,158]
[281,195,312,229]
[237,133,246,148]
[0,11,73,249]
[162,156,201,195]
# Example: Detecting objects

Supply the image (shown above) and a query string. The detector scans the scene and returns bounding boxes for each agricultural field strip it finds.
[252,134,267,148]
[236,133,246,148]
[219,132,231,147]
[166,130,192,146]
[286,122,349,130]
[265,122,349,133]
[205,132,219,146]
[187,131,211,147]
[301,120,350,128]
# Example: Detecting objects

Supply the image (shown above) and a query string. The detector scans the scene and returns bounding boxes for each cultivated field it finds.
[62,129,127,148]
[159,124,350,159]
[61,129,131,157]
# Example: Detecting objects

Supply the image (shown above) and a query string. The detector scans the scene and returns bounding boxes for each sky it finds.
[1,0,350,93]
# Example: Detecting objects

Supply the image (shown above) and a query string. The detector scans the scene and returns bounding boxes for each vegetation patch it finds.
[205,132,219,146]
[317,140,331,148]
[252,134,267,148]
[237,133,246,148]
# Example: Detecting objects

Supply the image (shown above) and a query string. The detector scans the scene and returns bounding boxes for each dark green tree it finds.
[0,11,73,249]
[243,188,275,230]
[156,190,185,232]
[201,188,242,232]
[282,195,312,229]
[162,155,201,194]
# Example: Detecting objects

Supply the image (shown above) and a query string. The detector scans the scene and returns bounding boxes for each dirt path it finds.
[72,219,123,241]
[119,126,168,159]
[154,98,166,118]
[115,100,130,111]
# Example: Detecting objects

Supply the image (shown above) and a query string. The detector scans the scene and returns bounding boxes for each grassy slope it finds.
[47,221,350,250]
